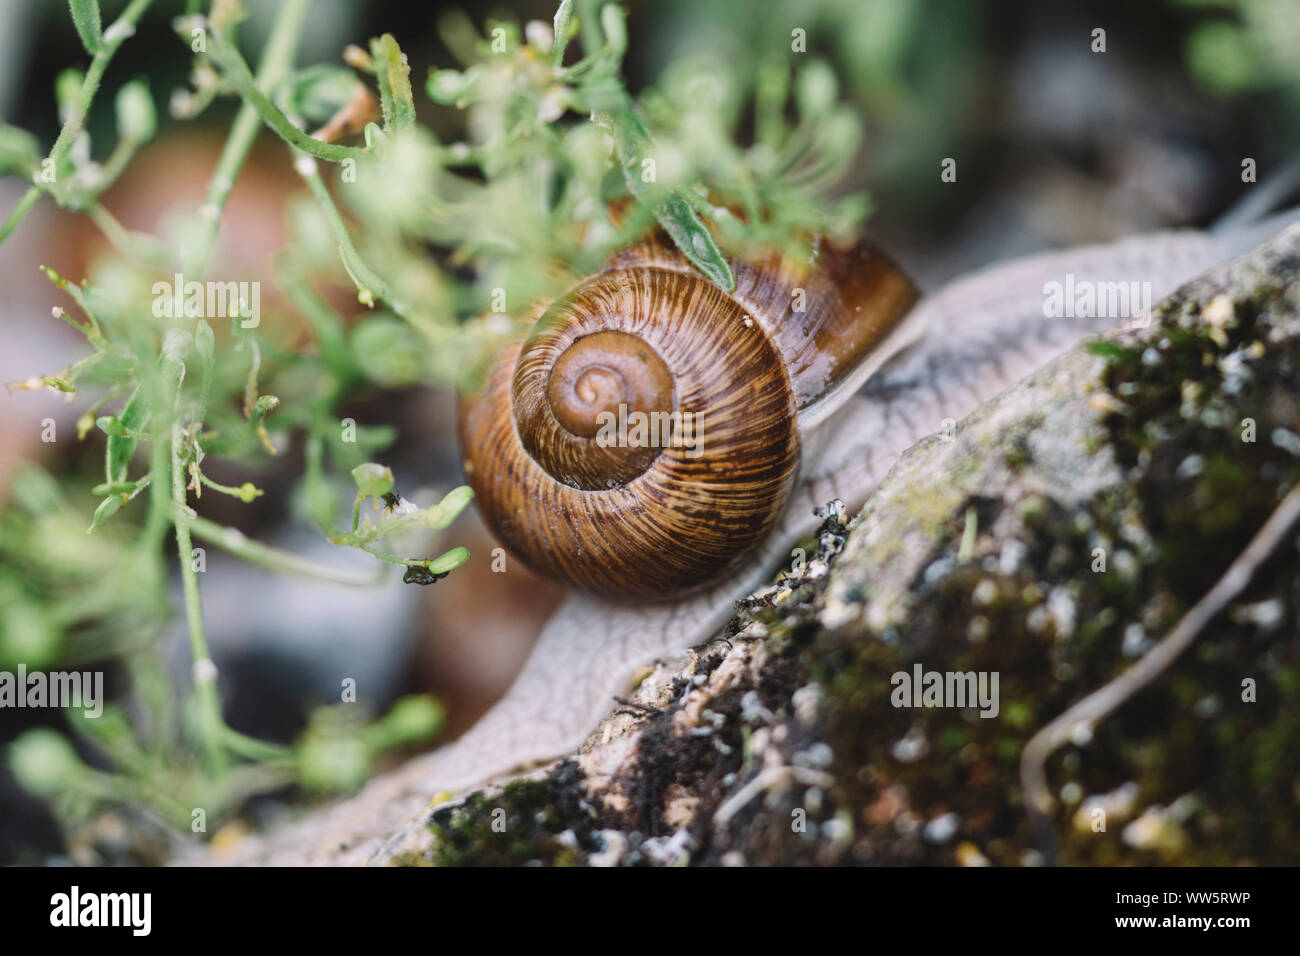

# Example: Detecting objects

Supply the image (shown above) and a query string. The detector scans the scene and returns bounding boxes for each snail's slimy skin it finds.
[206,220,1288,865]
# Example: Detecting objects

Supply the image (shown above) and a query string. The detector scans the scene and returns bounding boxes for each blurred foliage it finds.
[1175,0,1300,111]
[0,0,875,854]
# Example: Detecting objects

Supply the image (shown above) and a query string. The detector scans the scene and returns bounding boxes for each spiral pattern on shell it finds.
[460,265,801,600]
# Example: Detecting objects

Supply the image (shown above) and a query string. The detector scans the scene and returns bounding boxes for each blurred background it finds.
[1,0,1297,864]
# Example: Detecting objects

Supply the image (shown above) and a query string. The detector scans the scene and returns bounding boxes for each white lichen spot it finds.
[170,89,195,118]
[923,812,960,844]
[537,88,565,124]
[1047,586,1077,638]
[1232,597,1284,630]
[1088,392,1126,414]
[891,725,929,763]
[791,684,822,726]
[1121,622,1150,657]
[1271,427,1300,458]
[1202,292,1235,328]
[587,830,627,867]
[972,579,998,606]
[1072,781,1139,832]
[998,539,1027,575]
[955,842,990,866]
[1122,804,1189,854]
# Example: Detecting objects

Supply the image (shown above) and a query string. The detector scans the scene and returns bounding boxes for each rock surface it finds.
[397,224,1300,866]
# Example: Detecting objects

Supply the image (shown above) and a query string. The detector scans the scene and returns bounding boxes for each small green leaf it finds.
[600,4,627,58]
[795,59,838,118]
[90,479,143,496]
[251,394,280,420]
[1185,21,1259,96]
[425,70,465,106]
[88,494,122,531]
[351,462,394,500]
[552,0,575,66]
[654,194,735,293]
[362,122,388,151]
[425,485,474,530]
[1085,340,1134,363]
[68,0,102,55]
[9,729,86,797]
[115,79,156,143]
[370,34,416,132]
[282,65,364,124]
[0,123,40,176]
[55,69,85,117]
[609,98,735,293]
[106,385,149,484]
[426,545,470,575]
[0,600,61,670]
[296,722,369,794]
[370,694,444,747]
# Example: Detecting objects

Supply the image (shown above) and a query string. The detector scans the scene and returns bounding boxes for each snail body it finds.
[459,234,920,600]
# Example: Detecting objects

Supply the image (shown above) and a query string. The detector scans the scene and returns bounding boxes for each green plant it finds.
[1174,0,1300,114]
[0,0,868,845]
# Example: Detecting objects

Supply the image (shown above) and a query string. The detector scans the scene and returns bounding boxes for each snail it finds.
[457,233,922,600]
[215,207,1299,865]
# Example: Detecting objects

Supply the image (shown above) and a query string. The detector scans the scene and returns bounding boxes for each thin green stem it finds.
[222,727,293,764]
[87,202,170,267]
[39,265,103,340]
[196,472,260,500]
[83,135,142,202]
[356,544,419,566]
[0,186,41,243]
[186,513,381,587]
[204,21,366,164]
[171,425,226,776]
[40,0,156,210]
[182,0,313,276]
[297,157,425,330]
[51,305,93,337]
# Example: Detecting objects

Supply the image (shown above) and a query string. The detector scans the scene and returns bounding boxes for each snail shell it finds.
[458,233,921,600]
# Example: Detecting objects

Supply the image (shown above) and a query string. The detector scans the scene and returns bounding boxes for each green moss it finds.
[817,268,1300,865]
[414,763,600,866]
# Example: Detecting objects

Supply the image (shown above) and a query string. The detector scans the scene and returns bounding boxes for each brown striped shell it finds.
[458,235,919,600]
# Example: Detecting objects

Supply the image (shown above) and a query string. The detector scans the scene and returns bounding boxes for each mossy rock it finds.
[403,225,1300,866]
